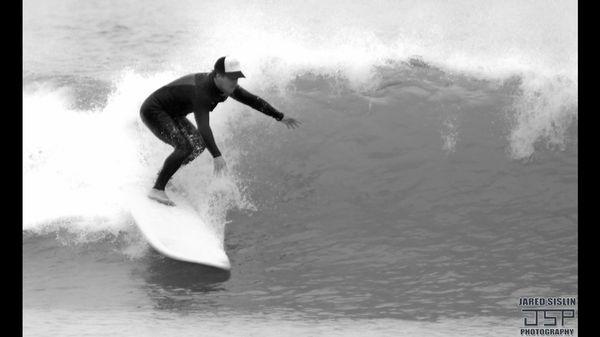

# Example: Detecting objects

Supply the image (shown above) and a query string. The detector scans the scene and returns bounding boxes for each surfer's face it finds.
[215,73,238,95]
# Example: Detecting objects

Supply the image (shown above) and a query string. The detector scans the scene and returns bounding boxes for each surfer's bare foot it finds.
[147,188,175,206]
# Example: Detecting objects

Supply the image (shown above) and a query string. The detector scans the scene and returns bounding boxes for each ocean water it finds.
[23,0,577,336]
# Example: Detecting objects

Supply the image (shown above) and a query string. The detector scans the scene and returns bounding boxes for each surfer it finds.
[140,56,302,206]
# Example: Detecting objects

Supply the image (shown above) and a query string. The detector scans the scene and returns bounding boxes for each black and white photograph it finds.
[23,0,578,335]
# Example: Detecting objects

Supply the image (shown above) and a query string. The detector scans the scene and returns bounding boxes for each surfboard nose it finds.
[127,184,232,271]
[216,253,231,270]
[220,258,231,270]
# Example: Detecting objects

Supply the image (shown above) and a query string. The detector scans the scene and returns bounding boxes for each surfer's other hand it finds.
[280,117,302,129]
[213,156,227,176]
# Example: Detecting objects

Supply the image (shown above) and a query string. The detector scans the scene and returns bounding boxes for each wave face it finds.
[23,0,577,334]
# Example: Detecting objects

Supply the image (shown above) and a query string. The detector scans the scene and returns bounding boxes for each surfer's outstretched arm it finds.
[231,86,302,129]
[230,85,284,120]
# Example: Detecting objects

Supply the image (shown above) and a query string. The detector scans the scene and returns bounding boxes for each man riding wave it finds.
[140,56,301,206]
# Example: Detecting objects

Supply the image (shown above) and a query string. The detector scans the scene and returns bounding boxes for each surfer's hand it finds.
[280,117,302,129]
[213,156,227,176]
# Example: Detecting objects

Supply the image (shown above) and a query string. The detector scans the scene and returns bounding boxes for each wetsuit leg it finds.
[172,117,206,165]
[140,107,195,190]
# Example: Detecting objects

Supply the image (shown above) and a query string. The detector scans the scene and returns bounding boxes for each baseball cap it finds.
[214,56,245,79]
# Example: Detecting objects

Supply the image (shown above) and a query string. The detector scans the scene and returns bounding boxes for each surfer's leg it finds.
[140,109,195,191]
[154,143,194,190]
[174,117,206,165]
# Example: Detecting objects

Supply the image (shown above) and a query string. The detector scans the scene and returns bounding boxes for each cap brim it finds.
[225,71,245,79]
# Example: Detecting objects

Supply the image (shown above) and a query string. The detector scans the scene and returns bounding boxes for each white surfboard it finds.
[125,186,230,270]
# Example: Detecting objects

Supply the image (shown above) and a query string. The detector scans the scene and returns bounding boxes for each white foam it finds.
[23,70,254,238]
[507,74,578,159]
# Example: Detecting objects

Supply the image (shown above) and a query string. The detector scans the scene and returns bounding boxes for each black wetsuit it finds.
[140,71,284,190]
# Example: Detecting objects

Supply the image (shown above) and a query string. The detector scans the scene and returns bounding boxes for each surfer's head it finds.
[213,56,245,95]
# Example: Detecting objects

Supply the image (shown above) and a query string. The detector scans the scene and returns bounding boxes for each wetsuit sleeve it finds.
[231,86,285,121]
[193,108,222,158]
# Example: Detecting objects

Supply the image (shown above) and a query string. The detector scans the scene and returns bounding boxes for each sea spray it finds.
[23,70,255,248]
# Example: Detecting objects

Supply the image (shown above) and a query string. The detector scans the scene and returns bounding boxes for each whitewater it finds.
[23,0,577,336]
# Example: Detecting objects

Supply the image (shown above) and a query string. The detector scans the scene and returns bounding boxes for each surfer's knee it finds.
[181,143,204,165]
[182,153,196,166]
[175,142,194,157]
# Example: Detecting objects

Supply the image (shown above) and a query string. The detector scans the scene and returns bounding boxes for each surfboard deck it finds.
[125,185,231,270]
